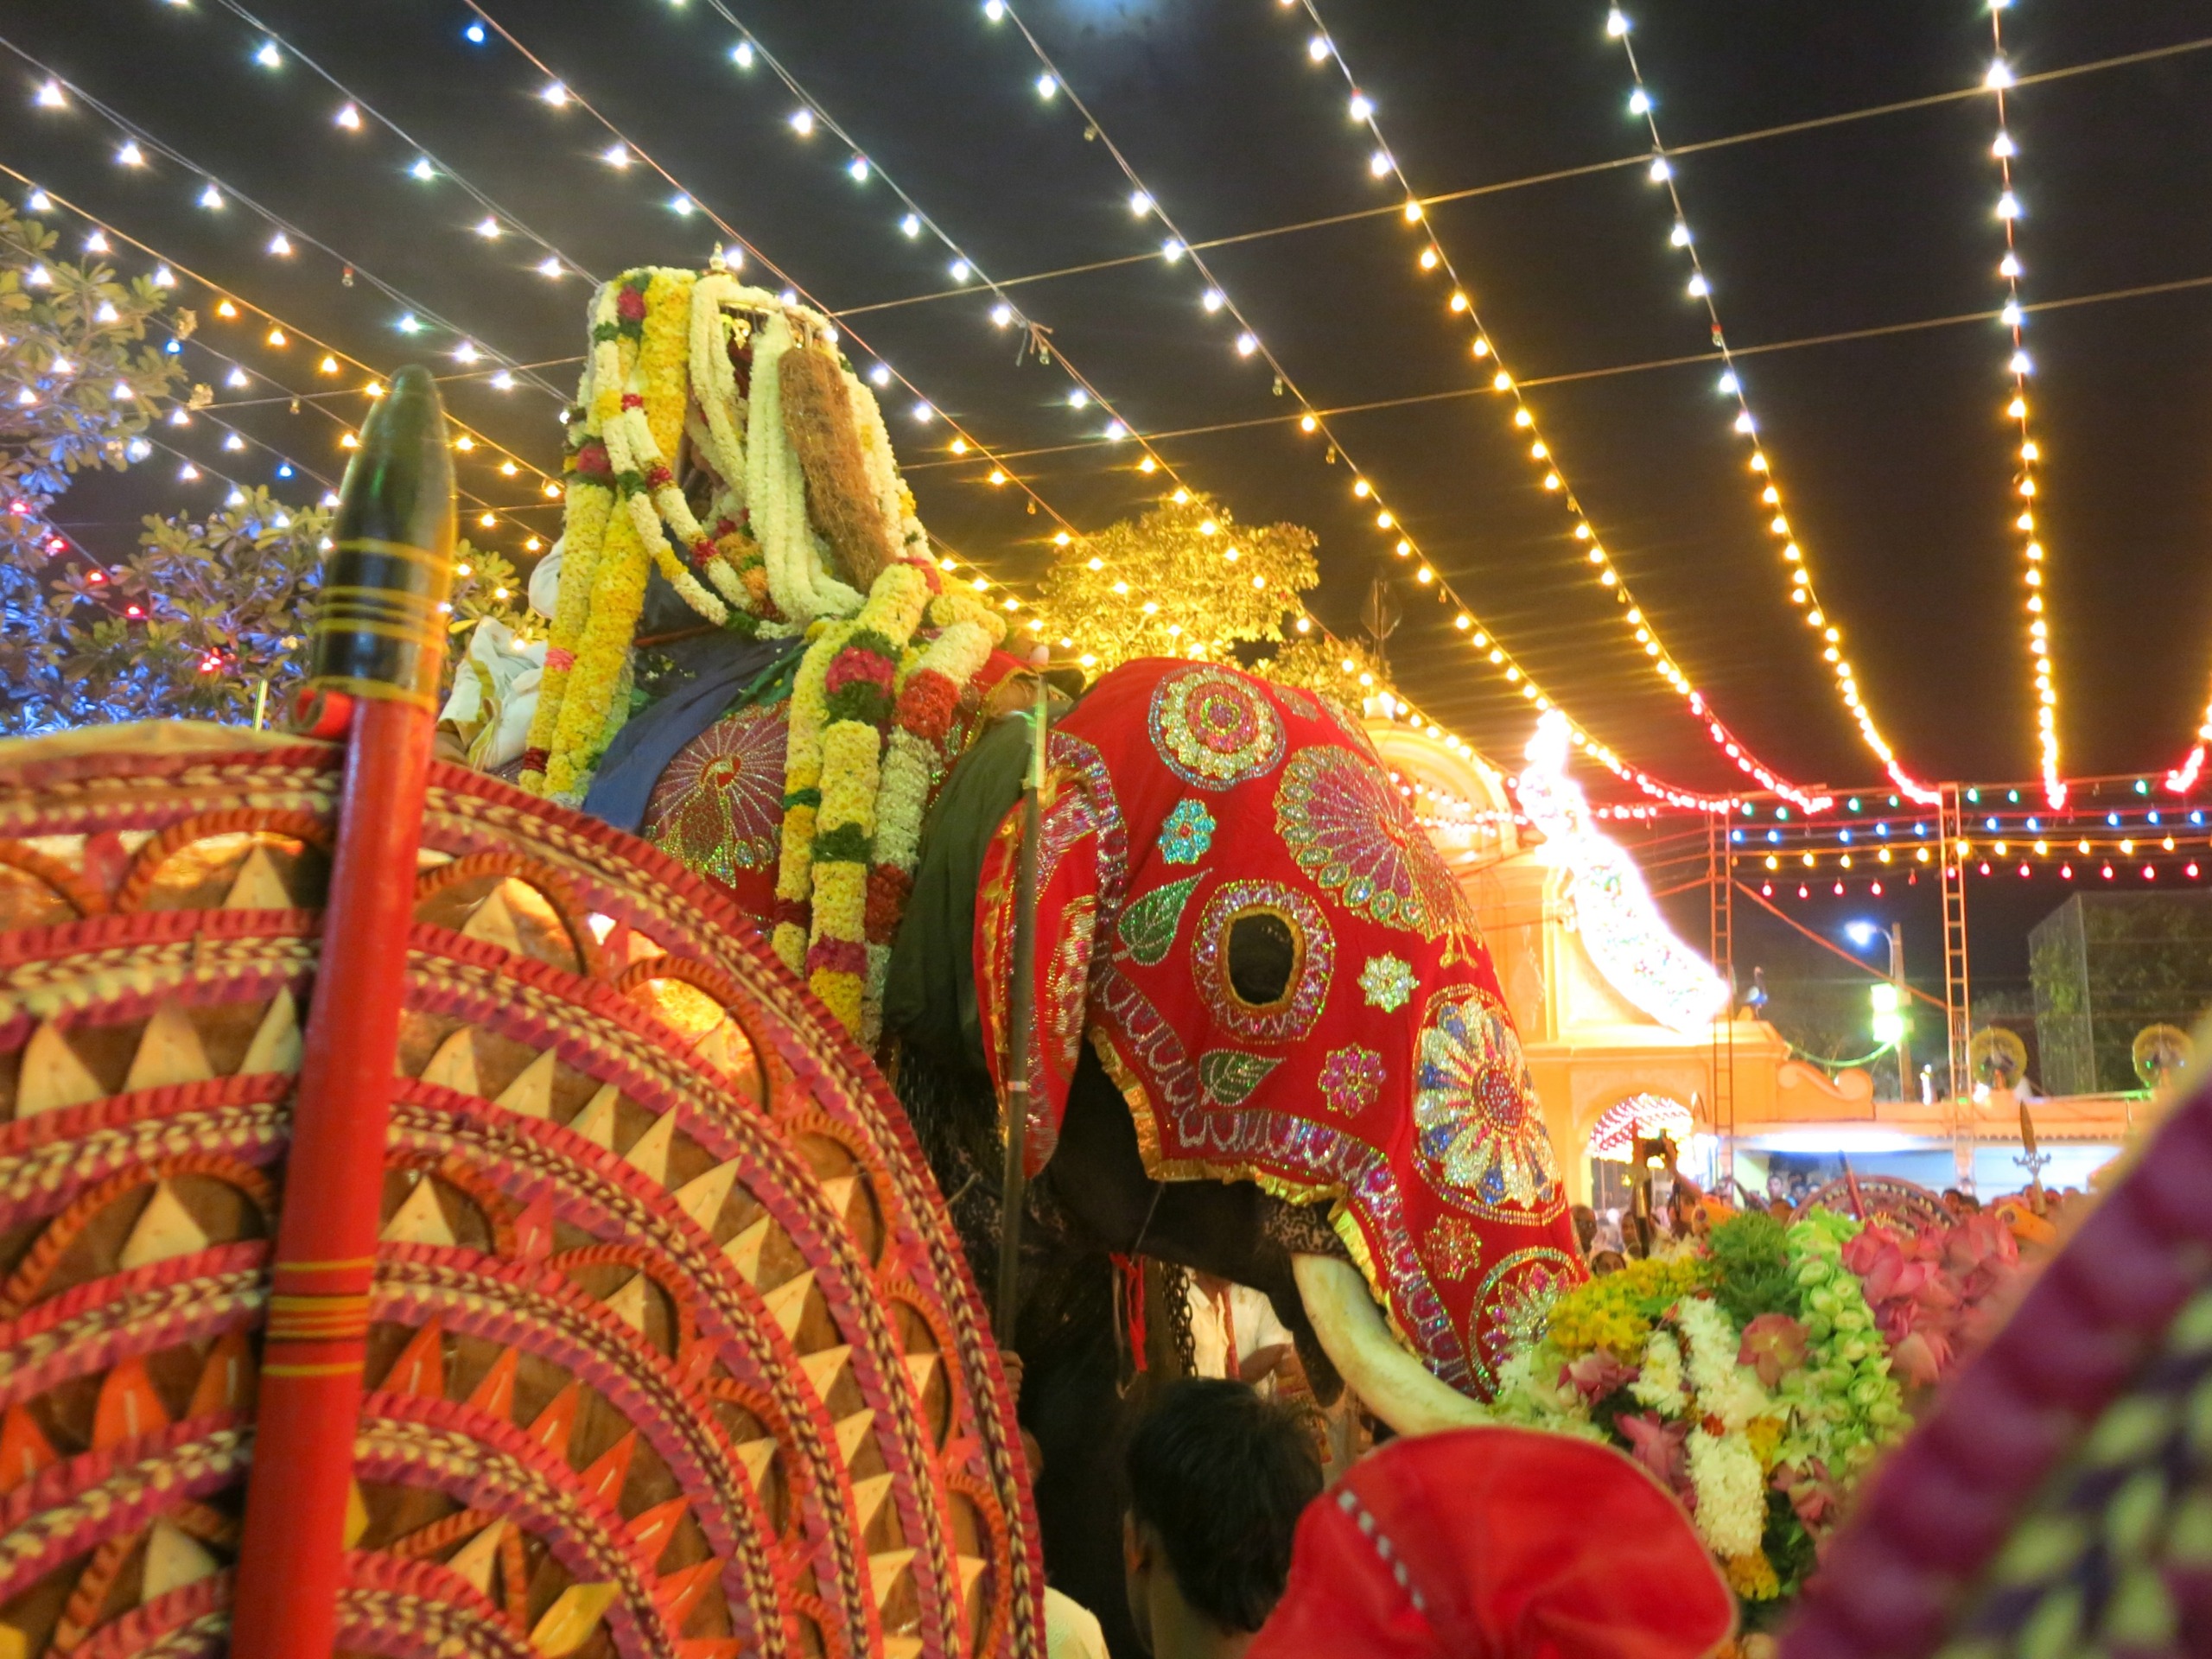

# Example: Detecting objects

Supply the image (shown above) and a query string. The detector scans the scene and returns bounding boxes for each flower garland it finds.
[1486,1208,1911,1620]
[748,308,862,625]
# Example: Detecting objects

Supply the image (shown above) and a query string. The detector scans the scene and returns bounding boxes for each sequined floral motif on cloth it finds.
[1158,798,1217,865]
[1275,745,1466,938]
[1360,953,1415,1014]
[1149,666,1287,791]
[1426,1212,1487,1282]
[1413,988,1565,1224]
[1048,896,1098,1076]
[1473,1248,1576,1390]
[643,700,788,882]
[1319,1044,1384,1117]
[1193,880,1335,1044]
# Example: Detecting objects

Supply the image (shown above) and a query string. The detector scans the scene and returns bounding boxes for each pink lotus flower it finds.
[1560,1349,1637,1402]
[1738,1313,1810,1387]
[1616,1413,1694,1509]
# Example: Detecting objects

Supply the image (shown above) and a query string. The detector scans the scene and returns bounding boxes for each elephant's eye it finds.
[1226,910,1298,1007]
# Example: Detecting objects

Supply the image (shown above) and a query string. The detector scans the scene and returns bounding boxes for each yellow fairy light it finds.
[318,356,338,375]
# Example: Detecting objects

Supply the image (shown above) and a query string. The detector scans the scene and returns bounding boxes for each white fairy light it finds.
[115,142,145,168]
[34,80,64,109]
[848,156,869,181]
[983,0,1006,18]
[900,213,922,238]
[602,143,630,168]
[1348,94,1373,121]
[267,232,293,256]
[254,41,281,68]
[1669,220,1691,247]
[1985,59,2013,88]
[1036,73,1057,100]
[474,215,500,238]
[670,194,695,215]
[1202,289,1225,313]
[948,258,971,282]
[1307,35,1331,61]
[410,157,435,181]
[1606,9,1630,36]
[453,340,480,364]
[334,104,361,130]
[789,108,815,137]
[1161,238,1185,262]
[152,264,175,287]
[537,255,563,278]
[199,184,224,209]
[868,364,893,387]
[492,371,516,391]
[540,81,570,106]
[730,41,755,67]
[1368,149,1392,178]
[1128,190,1154,217]
[1648,156,1670,182]
[84,231,109,254]
[1685,272,1708,297]
[990,302,1014,327]
[26,188,51,213]
[1235,332,1259,356]
[1628,89,1651,114]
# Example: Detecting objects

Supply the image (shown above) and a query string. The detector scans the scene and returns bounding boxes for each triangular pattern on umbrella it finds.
[629,1496,690,1563]
[602,1273,651,1336]
[0,1406,57,1497]
[798,1346,851,1399]
[722,1215,773,1284]
[493,1048,556,1118]
[693,1019,753,1081]
[867,1548,916,1611]
[381,1179,457,1249]
[385,1320,447,1400]
[512,1189,555,1262]
[734,1439,778,1490]
[123,1002,213,1093]
[342,1481,369,1548]
[622,1110,678,1185]
[566,1084,620,1150]
[444,1520,506,1595]
[118,1182,212,1271]
[238,988,302,1077]
[418,1029,481,1096]
[530,1382,582,1461]
[529,1583,620,1657]
[835,1409,875,1464]
[219,845,291,911]
[465,1349,519,1421]
[16,1022,105,1117]
[672,1160,741,1231]
[458,885,525,954]
[92,1357,170,1449]
[763,1273,814,1342]
[903,1354,940,1405]
[851,1472,896,1535]
[580,1431,637,1509]
[187,1328,256,1417]
[656,1559,721,1627]
[140,1518,220,1598]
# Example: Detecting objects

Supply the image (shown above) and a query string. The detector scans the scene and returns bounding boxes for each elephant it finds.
[565,626,1586,1656]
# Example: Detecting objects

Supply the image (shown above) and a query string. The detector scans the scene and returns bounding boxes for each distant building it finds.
[2030,893,2212,1095]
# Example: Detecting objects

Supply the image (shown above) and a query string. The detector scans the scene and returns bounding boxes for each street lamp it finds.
[1847,918,1912,1098]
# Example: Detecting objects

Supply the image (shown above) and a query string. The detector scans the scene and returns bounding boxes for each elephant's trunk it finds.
[1292,1254,1488,1439]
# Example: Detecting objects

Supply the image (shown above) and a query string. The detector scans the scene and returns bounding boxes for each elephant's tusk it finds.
[1292,1253,1489,1440]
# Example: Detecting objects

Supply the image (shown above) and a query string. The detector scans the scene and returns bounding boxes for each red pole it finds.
[232,365,455,1658]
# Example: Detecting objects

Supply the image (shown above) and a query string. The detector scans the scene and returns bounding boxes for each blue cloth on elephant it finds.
[581,616,804,833]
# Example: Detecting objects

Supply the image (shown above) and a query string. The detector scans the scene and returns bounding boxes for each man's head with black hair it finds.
[1122,1378,1323,1657]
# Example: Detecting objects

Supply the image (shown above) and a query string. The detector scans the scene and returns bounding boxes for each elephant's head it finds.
[976,658,1584,1433]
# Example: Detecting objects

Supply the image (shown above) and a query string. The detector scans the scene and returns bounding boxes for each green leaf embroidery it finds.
[1116,875,1201,967]
[1199,1049,1281,1108]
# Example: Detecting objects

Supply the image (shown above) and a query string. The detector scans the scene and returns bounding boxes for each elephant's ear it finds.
[975,767,1101,1176]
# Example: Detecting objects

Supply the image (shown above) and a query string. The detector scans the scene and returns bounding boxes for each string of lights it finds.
[20,17,1035,616]
[1984,0,2066,808]
[9,36,569,404]
[1284,0,1835,815]
[1600,5,1942,810]
[667,0,1203,493]
[969,0,1749,813]
[0,168,563,543]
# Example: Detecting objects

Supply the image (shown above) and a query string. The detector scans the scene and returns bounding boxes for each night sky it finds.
[8,0,2212,1000]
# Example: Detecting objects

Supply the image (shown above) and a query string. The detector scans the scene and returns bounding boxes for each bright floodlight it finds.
[1844,920,1878,948]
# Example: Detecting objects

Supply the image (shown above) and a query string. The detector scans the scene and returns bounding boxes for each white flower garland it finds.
[747,310,861,624]
[1685,1428,1767,1559]
[849,374,928,565]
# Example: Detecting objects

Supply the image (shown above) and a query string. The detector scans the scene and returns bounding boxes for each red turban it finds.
[1249,1428,1735,1659]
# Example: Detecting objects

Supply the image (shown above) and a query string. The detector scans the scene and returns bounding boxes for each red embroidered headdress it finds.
[977,659,1583,1394]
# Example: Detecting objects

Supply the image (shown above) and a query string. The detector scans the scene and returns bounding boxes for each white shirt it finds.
[1045,1586,1109,1659]
[1186,1281,1293,1391]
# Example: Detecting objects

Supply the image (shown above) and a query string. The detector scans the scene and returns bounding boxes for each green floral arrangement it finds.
[1488,1211,1905,1623]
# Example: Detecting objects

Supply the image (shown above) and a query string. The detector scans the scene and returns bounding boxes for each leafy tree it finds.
[1035,490,1317,675]
[0,199,188,717]
[5,487,525,732]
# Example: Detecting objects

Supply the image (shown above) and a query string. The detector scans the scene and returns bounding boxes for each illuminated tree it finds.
[1259,634,1398,713]
[3,488,524,732]
[1035,490,1316,674]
